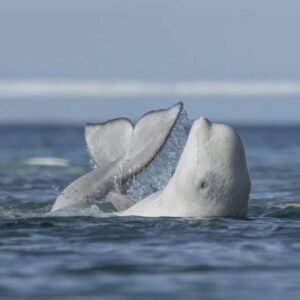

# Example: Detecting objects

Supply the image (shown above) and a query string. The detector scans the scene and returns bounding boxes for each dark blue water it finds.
[1,124,300,300]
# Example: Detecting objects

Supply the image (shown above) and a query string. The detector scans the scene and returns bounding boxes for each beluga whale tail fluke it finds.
[51,102,183,211]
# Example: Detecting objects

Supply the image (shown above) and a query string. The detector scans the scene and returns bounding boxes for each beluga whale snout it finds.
[196,116,211,126]
[120,117,251,218]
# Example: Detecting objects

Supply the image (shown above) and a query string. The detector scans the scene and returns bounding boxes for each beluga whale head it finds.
[159,117,251,217]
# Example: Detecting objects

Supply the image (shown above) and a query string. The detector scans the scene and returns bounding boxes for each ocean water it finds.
[1,122,300,300]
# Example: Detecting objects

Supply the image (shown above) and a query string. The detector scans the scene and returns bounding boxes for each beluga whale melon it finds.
[119,117,251,218]
[52,102,183,211]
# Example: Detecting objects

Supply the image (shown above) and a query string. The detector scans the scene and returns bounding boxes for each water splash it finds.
[125,109,191,200]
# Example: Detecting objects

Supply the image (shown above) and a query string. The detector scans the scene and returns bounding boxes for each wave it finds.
[1,79,300,98]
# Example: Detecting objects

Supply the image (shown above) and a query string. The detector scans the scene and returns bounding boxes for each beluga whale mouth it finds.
[52,102,183,211]
[119,116,251,218]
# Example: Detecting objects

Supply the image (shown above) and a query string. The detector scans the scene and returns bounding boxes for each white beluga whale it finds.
[119,117,251,218]
[52,102,183,211]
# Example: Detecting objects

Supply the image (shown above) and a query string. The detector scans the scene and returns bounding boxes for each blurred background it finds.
[0,0,300,124]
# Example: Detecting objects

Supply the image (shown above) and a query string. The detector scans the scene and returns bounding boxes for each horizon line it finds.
[1,79,300,98]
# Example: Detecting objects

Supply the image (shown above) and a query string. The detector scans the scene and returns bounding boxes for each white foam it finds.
[1,79,300,98]
[23,157,70,167]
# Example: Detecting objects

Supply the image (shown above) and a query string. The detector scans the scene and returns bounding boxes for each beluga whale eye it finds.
[199,180,207,189]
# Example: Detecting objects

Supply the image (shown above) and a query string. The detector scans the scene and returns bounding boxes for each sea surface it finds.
[1,121,300,300]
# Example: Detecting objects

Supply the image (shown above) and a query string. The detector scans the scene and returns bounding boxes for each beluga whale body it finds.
[52,102,183,211]
[119,117,251,218]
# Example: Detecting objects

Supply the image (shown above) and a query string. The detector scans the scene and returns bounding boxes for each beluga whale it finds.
[52,102,183,211]
[118,117,251,218]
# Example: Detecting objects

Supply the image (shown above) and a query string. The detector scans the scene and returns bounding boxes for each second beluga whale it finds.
[118,117,251,217]
[52,102,183,211]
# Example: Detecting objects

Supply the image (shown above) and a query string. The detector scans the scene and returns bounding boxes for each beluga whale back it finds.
[120,117,251,218]
[52,102,183,211]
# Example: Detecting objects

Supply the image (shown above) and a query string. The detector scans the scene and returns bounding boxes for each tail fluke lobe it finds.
[122,102,183,175]
[85,118,133,168]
